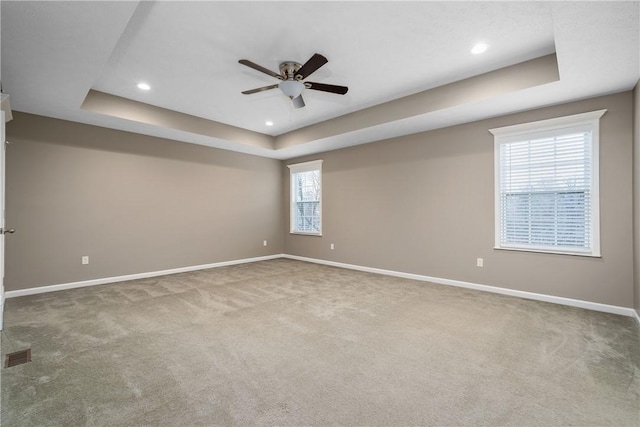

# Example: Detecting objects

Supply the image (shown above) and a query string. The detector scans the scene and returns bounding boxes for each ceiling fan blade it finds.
[238,59,283,80]
[292,95,305,109]
[241,84,279,95]
[295,53,328,80]
[305,82,349,95]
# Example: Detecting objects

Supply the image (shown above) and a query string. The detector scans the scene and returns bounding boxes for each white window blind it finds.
[288,160,322,235]
[491,110,605,256]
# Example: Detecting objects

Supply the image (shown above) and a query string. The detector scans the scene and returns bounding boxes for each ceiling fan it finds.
[239,53,348,108]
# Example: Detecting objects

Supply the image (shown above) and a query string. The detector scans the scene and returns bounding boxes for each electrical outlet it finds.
[263,240,267,247]
[330,243,335,250]
[82,256,89,265]
[476,258,483,267]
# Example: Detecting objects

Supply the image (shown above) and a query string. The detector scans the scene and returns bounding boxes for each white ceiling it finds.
[2,1,639,159]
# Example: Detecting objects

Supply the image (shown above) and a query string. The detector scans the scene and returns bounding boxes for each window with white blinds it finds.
[288,160,323,235]
[490,110,605,256]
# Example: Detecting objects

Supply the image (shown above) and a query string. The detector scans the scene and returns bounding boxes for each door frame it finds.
[0,110,6,330]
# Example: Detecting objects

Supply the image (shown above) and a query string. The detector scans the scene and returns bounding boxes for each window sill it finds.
[290,232,323,237]
[494,246,601,258]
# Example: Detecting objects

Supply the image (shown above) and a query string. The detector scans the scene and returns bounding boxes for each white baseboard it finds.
[283,254,637,318]
[5,254,285,298]
[6,253,637,320]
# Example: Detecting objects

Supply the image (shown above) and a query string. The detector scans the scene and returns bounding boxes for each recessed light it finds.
[471,43,489,55]
[265,121,274,126]
[137,82,151,90]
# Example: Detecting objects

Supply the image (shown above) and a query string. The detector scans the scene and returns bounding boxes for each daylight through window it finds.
[288,160,323,235]
[490,110,605,256]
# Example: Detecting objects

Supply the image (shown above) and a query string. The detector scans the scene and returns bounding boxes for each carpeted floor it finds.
[1,259,639,426]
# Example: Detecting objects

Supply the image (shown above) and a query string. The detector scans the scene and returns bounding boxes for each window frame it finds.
[288,159,323,236]
[490,110,606,257]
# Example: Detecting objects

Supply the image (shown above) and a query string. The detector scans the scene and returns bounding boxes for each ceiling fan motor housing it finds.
[279,62,302,80]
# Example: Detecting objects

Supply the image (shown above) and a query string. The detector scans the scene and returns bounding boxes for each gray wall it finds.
[634,82,640,318]
[6,91,636,310]
[284,92,634,308]
[5,113,283,291]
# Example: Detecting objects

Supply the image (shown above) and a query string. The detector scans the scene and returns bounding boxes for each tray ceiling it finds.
[2,1,638,159]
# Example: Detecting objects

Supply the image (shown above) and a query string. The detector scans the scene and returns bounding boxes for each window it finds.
[288,160,323,235]
[490,110,605,256]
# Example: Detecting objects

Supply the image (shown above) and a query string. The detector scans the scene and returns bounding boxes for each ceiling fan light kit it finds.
[279,80,305,98]
[239,53,348,109]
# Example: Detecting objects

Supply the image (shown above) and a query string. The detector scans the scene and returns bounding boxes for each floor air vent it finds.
[5,349,31,368]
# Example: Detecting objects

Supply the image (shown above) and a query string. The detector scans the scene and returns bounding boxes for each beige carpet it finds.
[1,259,639,426]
